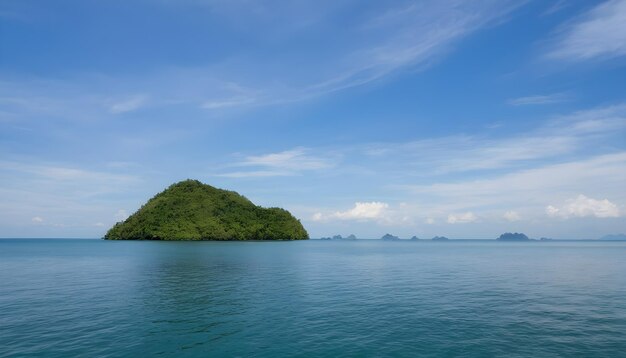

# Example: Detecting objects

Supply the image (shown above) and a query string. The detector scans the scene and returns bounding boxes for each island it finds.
[381,233,401,241]
[496,232,530,241]
[599,234,626,241]
[410,236,419,241]
[431,236,449,241]
[104,179,308,240]
[320,234,357,240]
[539,237,554,241]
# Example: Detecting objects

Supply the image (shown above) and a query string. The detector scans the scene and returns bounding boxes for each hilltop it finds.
[104,180,308,240]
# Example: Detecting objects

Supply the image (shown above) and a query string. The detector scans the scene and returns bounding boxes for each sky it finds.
[1,0,625,239]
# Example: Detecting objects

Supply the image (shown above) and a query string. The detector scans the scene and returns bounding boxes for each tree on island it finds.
[104,180,308,241]
[431,236,449,241]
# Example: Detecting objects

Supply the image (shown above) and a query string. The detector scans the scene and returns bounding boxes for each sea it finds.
[1,239,625,357]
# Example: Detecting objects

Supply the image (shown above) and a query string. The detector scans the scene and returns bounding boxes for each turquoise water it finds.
[1,239,626,357]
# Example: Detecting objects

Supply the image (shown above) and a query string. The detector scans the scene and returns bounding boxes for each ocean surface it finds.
[1,239,626,357]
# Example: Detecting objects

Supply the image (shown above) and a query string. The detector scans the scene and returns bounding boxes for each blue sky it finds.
[1,0,625,239]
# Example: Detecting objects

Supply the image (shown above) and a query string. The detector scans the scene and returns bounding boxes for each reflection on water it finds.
[1,240,626,357]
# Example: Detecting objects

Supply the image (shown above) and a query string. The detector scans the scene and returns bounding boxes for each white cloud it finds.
[405,152,626,217]
[425,217,435,224]
[507,93,567,106]
[546,195,621,218]
[31,216,43,223]
[548,0,626,61]
[546,205,560,217]
[503,210,521,221]
[110,95,147,114]
[94,222,105,227]
[334,202,389,220]
[314,202,390,222]
[447,212,478,224]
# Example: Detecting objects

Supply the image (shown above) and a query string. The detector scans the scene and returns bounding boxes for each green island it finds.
[104,180,308,241]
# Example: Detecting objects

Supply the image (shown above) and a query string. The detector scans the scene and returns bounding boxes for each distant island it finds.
[496,232,530,241]
[599,234,626,241]
[539,237,554,241]
[320,234,357,240]
[410,236,419,241]
[104,180,308,240]
[431,236,449,241]
[381,233,401,241]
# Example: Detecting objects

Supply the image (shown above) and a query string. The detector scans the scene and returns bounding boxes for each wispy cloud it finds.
[217,148,335,177]
[547,103,626,135]
[541,0,569,17]
[109,95,148,114]
[298,1,525,97]
[215,170,294,178]
[547,0,626,61]
[201,97,255,109]
[0,161,138,186]
[507,93,568,106]
[0,1,528,119]
[359,103,626,175]
[0,159,144,236]
[239,148,332,170]
[404,152,626,215]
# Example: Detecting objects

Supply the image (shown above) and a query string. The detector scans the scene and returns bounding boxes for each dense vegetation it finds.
[104,180,308,240]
